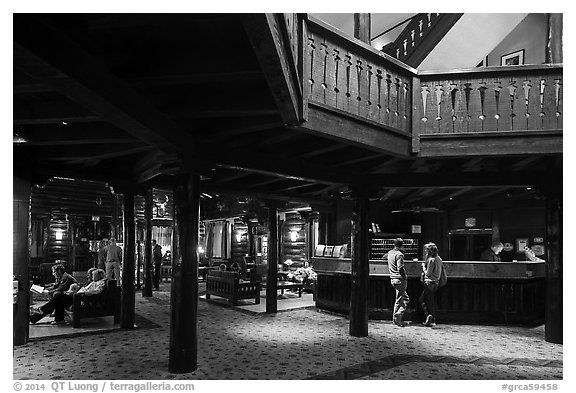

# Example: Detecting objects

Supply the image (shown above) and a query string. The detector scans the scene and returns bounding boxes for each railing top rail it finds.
[305,15,418,76]
[418,63,563,78]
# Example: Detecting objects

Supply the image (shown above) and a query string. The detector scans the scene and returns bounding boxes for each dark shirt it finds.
[47,272,78,295]
[153,245,163,265]
[480,248,501,262]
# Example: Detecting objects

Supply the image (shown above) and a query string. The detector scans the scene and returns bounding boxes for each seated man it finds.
[44,264,77,298]
[30,269,107,326]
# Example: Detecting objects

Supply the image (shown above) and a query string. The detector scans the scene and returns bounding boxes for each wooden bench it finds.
[72,279,121,328]
[205,270,261,306]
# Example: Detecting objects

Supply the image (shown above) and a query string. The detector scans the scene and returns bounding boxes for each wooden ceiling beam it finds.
[201,184,330,207]
[14,15,195,153]
[245,177,287,189]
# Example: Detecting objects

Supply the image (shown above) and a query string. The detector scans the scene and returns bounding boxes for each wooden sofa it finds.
[72,279,121,328]
[205,270,261,306]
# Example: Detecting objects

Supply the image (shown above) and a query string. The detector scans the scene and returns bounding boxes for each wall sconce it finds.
[289,230,300,242]
[197,246,204,254]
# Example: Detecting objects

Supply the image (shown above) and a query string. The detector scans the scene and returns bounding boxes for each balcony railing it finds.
[416,65,563,135]
[278,14,562,156]
[303,16,417,134]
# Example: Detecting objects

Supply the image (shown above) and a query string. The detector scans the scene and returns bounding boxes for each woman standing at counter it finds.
[420,243,443,327]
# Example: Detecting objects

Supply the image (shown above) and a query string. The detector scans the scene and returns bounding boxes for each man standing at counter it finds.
[481,241,504,262]
[388,238,409,327]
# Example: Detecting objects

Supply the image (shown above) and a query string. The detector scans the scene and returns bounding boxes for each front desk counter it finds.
[312,257,545,325]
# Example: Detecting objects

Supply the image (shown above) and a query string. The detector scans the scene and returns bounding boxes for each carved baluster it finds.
[427,13,432,27]
[376,70,383,110]
[403,39,408,56]
[320,43,329,91]
[539,79,547,128]
[435,84,444,121]
[395,78,401,118]
[411,30,415,46]
[366,65,373,106]
[386,74,392,113]
[345,54,352,99]
[450,82,458,132]
[419,20,424,37]
[478,82,487,131]
[333,49,341,94]
[421,85,430,122]
[403,82,409,120]
[396,48,400,59]
[522,80,532,129]
[334,49,342,108]
[494,81,502,130]
[464,82,472,131]
[507,80,517,130]
[307,37,315,97]
[554,79,562,127]
[356,60,363,103]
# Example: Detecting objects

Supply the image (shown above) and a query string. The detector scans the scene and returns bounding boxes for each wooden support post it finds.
[546,14,563,64]
[136,240,142,290]
[111,194,119,240]
[354,13,371,45]
[545,193,562,344]
[142,190,153,297]
[121,191,136,329]
[13,175,31,346]
[266,202,279,313]
[169,173,200,373]
[350,188,370,337]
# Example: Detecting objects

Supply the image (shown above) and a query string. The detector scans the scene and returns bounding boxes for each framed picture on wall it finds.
[501,49,525,66]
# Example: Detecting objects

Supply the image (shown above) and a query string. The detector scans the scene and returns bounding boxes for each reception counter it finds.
[312,257,545,325]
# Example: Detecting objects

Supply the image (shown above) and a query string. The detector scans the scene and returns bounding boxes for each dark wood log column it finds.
[350,188,370,337]
[142,190,153,297]
[266,202,279,314]
[354,13,371,45]
[546,14,563,64]
[136,240,142,290]
[121,191,136,329]
[13,175,31,346]
[169,173,200,373]
[545,192,562,344]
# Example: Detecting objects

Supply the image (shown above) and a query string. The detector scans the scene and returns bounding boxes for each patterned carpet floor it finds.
[13,282,563,380]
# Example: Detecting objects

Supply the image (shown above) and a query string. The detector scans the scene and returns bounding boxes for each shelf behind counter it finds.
[311,257,545,325]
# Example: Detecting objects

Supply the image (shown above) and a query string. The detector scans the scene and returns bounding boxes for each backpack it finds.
[438,262,448,287]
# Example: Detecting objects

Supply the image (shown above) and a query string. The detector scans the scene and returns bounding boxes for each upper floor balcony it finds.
[272,14,562,158]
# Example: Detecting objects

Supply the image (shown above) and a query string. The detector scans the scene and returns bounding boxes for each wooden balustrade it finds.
[304,16,417,134]
[385,13,440,61]
[382,13,462,67]
[415,65,563,136]
[274,15,562,156]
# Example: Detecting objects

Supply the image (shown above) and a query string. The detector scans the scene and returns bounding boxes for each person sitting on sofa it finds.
[44,264,77,298]
[30,269,107,326]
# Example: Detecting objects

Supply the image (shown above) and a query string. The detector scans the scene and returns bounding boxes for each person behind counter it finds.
[387,238,409,327]
[481,241,504,262]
